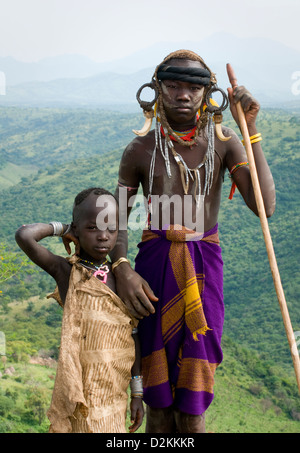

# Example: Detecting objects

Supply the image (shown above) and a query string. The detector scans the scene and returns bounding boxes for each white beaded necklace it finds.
[148,114,215,209]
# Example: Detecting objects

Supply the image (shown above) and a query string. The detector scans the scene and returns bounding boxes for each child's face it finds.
[73,193,119,263]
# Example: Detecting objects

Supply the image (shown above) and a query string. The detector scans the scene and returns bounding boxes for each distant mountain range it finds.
[0,33,299,108]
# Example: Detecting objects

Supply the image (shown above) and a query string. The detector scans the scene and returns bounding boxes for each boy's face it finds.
[73,193,118,263]
[160,59,205,127]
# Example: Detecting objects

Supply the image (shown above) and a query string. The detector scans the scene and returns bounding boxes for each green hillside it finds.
[0,106,299,433]
[0,106,142,188]
[0,298,299,433]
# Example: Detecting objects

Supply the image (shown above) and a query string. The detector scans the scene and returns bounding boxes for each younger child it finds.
[15,187,144,433]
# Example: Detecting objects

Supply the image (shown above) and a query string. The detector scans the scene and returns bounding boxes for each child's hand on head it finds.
[62,228,80,255]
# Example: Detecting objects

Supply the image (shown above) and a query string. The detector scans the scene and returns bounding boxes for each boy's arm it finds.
[226,85,276,217]
[109,147,158,318]
[110,226,157,319]
[15,222,69,279]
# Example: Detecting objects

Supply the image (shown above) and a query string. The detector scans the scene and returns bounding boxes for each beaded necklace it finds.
[149,114,215,212]
[160,124,198,142]
[79,258,109,284]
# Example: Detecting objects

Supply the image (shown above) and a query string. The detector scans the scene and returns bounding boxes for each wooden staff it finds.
[226,63,300,393]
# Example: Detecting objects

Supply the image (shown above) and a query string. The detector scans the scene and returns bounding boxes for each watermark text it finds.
[95,188,205,237]
[0,331,6,356]
[0,71,6,96]
[291,71,300,96]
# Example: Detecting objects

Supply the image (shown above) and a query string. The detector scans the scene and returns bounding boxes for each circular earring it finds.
[205,86,231,142]
[132,82,159,137]
[136,82,159,112]
[205,86,229,113]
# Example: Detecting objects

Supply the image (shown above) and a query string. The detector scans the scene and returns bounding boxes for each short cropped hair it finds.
[72,187,118,223]
[74,187,118,207]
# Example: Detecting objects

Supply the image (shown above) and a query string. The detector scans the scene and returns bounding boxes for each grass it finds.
[1,298,299,434]
[0,162,37,189]
[0,361,54,433]
[205,372,300,433]
[1,355,299,433]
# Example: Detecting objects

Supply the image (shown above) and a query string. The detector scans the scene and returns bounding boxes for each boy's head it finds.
[134,49,217,144]
[154,50,216,134]
[72,187,119,262]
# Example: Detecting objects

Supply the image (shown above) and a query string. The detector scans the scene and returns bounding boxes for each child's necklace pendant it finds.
[80,258,110,284]
[93,264,109,283]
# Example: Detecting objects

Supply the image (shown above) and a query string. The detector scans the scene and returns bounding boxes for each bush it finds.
[25,386,49,425]
[0,393,14,416]
[249,383,263,396]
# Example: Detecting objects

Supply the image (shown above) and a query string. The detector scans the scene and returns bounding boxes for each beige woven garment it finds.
[47,255,138,433]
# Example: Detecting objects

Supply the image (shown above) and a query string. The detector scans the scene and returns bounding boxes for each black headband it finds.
[157,63,211,86]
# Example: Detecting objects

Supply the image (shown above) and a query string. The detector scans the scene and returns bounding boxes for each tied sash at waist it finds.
[142,224,220,245]
[141,225,220,340]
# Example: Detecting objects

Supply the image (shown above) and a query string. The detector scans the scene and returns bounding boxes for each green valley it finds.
[0,106,299,433]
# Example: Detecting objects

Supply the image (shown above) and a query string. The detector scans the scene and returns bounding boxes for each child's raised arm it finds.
[15,222,70,280]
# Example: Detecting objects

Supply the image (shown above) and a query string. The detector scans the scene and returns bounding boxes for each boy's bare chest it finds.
[141,139,224,196]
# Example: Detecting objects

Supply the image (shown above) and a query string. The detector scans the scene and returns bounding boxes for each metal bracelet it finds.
[130,376,143,397]
[111,257,130,273]
[49,221,64,237]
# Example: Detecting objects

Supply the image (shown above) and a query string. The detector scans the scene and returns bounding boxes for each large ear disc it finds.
[132,82,159,137]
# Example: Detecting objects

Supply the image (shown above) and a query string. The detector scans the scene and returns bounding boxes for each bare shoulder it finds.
[121,131,155,160]
[119,132,155,185]
[213,125,241,151]
[218,126,247,170]
[221,126,241,146]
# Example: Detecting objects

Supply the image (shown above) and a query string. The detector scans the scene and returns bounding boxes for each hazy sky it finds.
[0,0,299,62]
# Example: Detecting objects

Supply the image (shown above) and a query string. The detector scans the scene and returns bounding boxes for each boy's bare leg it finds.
[146,406,205,433]
[174,409,205,433]
[146,405,177,433]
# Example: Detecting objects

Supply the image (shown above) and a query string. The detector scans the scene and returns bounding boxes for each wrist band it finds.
[49,221,64,237]
[249,133,261,140]
[112,257,130,273]
[242,132,262,145]
[130,375,143,398]
[250,136,262,144]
